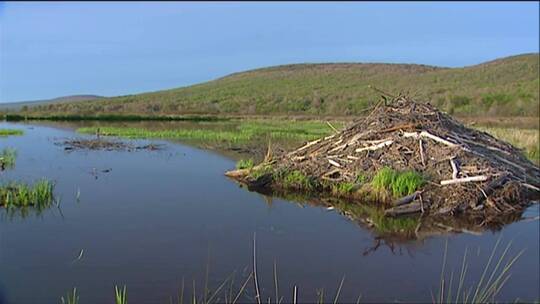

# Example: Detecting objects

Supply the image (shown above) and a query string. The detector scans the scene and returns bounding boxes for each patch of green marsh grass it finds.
[0,179,54,209]
[275,169,317,191]
[236,158,254,170]
[0,128,23,137]
[331,182,356,196]
[371,167,424,198]
[0,147,17,169]
[76,120,341,144]
[391,171,424,197]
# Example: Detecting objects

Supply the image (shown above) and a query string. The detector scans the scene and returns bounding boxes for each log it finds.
[440,175,489,185]
[328,159,341,168]
[450,158,460,179]
[384,202,422,216]
[393,191,422,206]
[289,138,322,155]
[403,131,458,148]
[419,139,426,167]
[355,140,393,152]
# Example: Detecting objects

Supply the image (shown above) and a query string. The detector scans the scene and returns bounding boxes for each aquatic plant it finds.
[371,167,424,198]
[0,128,23,137]
[0,147,17,169]
[436,238,524,304]
[236,158,254,170]
[115,285,127,304]
[0,179,54,209]
[76,120,341,145]
[331,182,355,196]
[391,171,424,197]
[276,170,316,191]
[61,288,79,304]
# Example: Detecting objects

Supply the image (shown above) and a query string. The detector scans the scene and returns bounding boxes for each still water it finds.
[0,122,538,303]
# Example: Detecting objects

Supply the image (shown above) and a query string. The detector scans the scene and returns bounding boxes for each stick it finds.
[379,123,417,133]
[289,138,322,155]
[326,121,339,134]
[521,183,540,192]
[440,175,489,185]
[450,158,459,179]
[419,139,426,167]
[328,159,341,168]
[403,131,458,148]
[384,202,422,216]
[393,191,422,206]
[355,140,393,152]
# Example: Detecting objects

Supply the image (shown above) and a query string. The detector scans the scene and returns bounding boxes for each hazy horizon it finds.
[1,2,538,103]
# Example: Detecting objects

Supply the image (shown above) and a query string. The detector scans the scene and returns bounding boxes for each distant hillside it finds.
[0,95,103,111]
[23,54,540,117]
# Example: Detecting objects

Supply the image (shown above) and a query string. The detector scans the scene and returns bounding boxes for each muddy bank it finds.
[58,138,164,152]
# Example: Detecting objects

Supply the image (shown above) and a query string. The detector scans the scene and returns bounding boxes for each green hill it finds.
[25,53,539,117]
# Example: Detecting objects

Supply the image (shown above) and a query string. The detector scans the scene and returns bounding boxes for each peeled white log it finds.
[355,140,394,152]
[328,159,341,168]
[440,175,489,185]
[403,131,458,148]
[450,158,460,179]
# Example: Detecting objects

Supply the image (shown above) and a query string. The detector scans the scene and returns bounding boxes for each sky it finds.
[0,2,538,103]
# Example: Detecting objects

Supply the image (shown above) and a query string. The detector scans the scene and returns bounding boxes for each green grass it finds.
[61,288,79,304]
[0,128,24,136]
[115,285,127,304]
[236,158,254,170]
[0,179,55,209]
[20,53,539,117]
[475,126,539,164]
[436,239,524,304]
[275,169,317,191]
[76,120,341,144]
[0,147,17,169]
[331,182,356,196]
[371,167,424,199]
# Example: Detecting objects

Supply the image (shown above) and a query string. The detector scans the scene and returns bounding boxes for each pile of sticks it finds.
[229,95,540,220]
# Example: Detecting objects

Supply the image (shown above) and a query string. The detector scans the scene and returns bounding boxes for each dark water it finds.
[0,122,538,303]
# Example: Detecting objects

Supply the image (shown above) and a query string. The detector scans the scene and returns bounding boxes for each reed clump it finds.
[0,179,55,209]
[0,147,17,170]
[0,128,23,137]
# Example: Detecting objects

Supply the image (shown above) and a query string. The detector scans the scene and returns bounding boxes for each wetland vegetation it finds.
[0,128,23,137]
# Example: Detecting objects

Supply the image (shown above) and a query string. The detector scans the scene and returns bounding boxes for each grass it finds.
[76,120,341,144]
[275,169,317,191]
[236,159,254,170]
[331,182,356,196]
[20,53,539,117]
[58,238,527,303]
[475,126,539,164]
[0,179,55,209]
[436,239,524,304]
[61,288,79,304]
[115,285,127,304]
[0,147,17,169]
[0,128,23,136]
[371,167,424,199]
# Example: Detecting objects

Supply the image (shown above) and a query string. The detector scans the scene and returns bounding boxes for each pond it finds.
[0,122,538,303]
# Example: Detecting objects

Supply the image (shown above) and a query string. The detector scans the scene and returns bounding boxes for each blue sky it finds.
[0,2,538,103]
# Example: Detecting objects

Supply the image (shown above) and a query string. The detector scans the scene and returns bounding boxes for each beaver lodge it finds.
[225,95,540,223]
